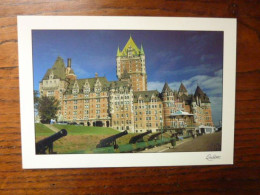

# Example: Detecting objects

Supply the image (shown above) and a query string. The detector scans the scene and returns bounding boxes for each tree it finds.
[38,96,60,124]
[34,90,39,111]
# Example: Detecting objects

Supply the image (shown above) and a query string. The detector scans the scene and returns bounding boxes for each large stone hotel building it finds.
[39,36,214,133]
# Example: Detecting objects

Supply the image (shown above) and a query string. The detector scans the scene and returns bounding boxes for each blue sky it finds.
[32,30,223,125]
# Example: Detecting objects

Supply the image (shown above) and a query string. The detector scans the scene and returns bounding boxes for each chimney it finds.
[95,73,98,78]
[67,58,71,68]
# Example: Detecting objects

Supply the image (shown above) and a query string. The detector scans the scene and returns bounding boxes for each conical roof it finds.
[194,86,210,103]
[162,82,171,93]
[194,86,204,97]
[140,44,145,55]
[117,46,121,57]
[179,82,188,92]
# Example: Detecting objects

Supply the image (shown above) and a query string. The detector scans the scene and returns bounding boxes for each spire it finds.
[117,46,121,57]
[140,44,145,55]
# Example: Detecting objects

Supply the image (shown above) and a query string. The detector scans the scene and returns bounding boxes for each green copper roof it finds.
[42,56,66,81]
[65,77,110,94]
[133,90,162,103]
[117,46,121,57]
[140,44,145,55]
[118,35,142,57]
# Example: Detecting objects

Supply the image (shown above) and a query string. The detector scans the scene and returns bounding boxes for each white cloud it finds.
[147,81,165,91]
[73,64,91,78]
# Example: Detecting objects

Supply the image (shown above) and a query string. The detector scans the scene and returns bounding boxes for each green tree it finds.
[38,96,60,124]
[34,90,39,111]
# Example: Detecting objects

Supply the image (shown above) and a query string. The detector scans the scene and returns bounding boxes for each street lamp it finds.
[160,115,163,141]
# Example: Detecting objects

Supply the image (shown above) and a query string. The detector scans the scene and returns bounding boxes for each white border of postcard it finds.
[18,16,236,169]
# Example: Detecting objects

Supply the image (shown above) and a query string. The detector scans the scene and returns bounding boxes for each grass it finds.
[53,124,119,135]
[35,123,173,154]
[35,123,54,137]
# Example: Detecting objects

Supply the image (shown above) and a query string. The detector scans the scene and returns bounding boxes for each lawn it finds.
[35,123,54,137]
[53,124,119,135]
[35,123,172,154]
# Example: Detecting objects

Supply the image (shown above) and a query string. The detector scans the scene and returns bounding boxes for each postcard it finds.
[18,16,236,168]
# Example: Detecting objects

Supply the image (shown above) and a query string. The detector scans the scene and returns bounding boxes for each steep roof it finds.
[65,77,110,94]
[162,83,172,93]
[109,80,131,89]
[179,83,188,93]
[133,90,161,103]
[42,56,66,81]
[194,86,204,96]
[194,86,210,103]
[117,35,142,57]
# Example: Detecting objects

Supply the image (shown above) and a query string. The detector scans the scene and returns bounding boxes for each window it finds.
[74,106,77,109]
[97,99,100,102]
[47,91,54,96]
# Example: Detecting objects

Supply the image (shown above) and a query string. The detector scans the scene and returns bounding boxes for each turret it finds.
[178,82,188,96]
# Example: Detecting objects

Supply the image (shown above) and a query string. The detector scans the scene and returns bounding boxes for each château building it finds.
[39,36,214,133]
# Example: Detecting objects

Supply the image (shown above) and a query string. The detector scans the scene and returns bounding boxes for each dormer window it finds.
[84,88,90,93]
[94,79,102,93]
[72,81,79,94]
[49,71,54,79]
[128,46,133,58]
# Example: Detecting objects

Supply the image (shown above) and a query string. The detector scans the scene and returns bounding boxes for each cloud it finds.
[147,82,165,91]
[148,69,223,125]
[73,65,92,78]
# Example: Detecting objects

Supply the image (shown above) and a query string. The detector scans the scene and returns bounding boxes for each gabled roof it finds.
[42,56,66,81]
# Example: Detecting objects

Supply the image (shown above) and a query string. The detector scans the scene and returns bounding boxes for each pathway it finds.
[166,132,222,152]
[44,124,60,133]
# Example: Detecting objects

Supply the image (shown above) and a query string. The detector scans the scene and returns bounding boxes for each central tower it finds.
[116,35,147,91]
